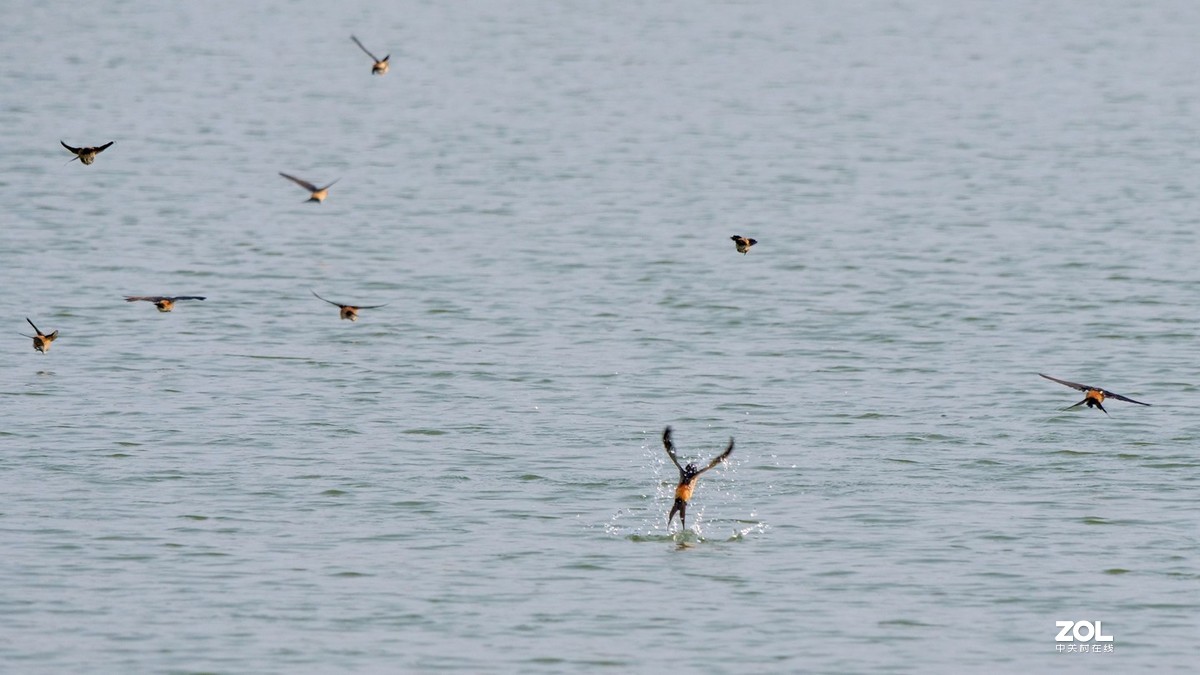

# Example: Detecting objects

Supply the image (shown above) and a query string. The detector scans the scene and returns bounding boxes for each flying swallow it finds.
[20,318,59,354]
[662,426,734,531]
[351,35,390,75]
[1039,373,1151,415]
[280,173,340,203]
[61,140,114,165]
[312,291,388,321]
[730,235,757,254]
[124,296,206,312]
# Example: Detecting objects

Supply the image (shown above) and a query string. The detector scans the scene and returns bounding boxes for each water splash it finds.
[601,432,766,544]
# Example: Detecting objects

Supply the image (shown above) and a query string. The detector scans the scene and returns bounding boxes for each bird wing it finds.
[318,178,341,192]
[746,238,757,246]
[25,317,43,335]
[696,439,734,476]
[662,426,685,472]
[311,290,345,307]
[170,296,207,302]
[60,140,81,153]
[730,235,743,242]
[94,141,114,153]
[351,35,379,61]
[355,302,388,309]
[1102,390,1151,406]
[125,296,165,303]
[1039,373,1093,392]
[280,173,319,192]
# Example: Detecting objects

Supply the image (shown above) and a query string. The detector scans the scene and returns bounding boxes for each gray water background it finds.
[1,1,1198,672]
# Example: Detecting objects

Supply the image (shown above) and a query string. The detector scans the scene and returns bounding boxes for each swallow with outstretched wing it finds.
[280,173,340,203]
[730,235,757,254]
[124,296,206,312]
[312,291,388,321]
[351,35,390,75]
[1039,373,1151,415]
[61,140,114,165]
[20,318,59,353]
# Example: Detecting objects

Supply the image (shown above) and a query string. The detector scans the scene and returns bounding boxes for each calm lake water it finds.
[2,1,1198,673]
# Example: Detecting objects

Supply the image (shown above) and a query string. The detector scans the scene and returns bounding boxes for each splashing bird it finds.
[280,173,340,203]
[662,426,734,531]
[312,291,388,321]
[1039,373,1151,415]
[61,140,114,165]
[351,35,390,75]
[20,318,59,354]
